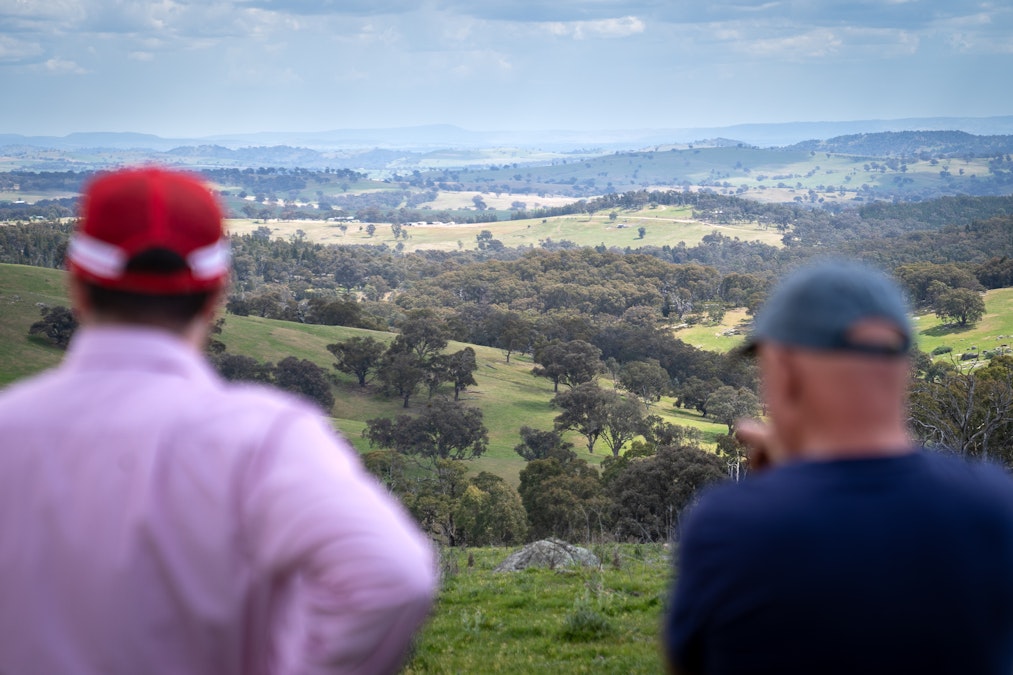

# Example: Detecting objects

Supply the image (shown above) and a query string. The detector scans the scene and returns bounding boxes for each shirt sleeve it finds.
[242,409,438,674]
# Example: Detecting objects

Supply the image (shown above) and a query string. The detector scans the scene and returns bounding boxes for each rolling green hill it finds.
[0,263,728,485]
[11,262,1005,484]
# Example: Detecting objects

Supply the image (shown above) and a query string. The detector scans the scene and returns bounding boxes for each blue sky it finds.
[0,0,1010,137]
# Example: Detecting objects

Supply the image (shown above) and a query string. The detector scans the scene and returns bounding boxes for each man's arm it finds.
[243,411,437,674]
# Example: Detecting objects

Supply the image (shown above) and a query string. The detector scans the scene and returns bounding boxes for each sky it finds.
[0,0,1010,137]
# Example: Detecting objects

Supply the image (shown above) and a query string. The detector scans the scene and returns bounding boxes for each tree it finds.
[532,339,602,392]
[28,305,78,349]
[675,376,722,415]
[637,226,647,239]
[364,398,488,461]
[306,297,375,328]
[375,351,426,408]
[617,359,670,406]
[513,426,576,462]
[493,311,533,363]
[327,336,385,387]
[518,456,609,542]
[552,382,616,454]
[639,415,703,450]
[445,347,478,400]
[212,353,274,384]
[454,472,528,546]
[608,445,726,542]
[599,396,646,458]
[705,385,760,433]
[402,458,471,546]
[934,288,986,327]
[909,358,1013,465]
[273,356,335,412]
[393,309,450,361]
[895,262,982,307]
[365,223,377,237]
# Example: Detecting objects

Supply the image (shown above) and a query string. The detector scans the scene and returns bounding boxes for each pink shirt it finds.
[0,326,437,674]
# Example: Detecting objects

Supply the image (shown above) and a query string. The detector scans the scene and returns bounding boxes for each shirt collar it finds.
[63,325,219,385]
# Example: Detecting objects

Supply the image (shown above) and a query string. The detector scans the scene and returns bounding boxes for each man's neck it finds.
[797,426,914,462]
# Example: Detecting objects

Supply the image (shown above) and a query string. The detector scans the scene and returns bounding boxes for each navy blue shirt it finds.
[667,451,1013,674]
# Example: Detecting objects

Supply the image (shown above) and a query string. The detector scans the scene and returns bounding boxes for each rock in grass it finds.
[494,538,599,572]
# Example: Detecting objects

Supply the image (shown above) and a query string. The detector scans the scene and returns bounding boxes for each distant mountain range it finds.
[3,116,1013,152]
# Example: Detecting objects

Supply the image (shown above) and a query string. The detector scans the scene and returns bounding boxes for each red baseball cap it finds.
[67,166,230,294]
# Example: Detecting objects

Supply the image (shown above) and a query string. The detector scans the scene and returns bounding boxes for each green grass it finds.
[0,263,727,486]
[672,308,752,353]
[912,287,1013,367]
[405,544,672,674]
[0,264,69,384]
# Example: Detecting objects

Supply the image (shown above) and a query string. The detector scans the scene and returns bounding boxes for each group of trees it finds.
[895,262,987,327]
[212,352,336,411]
[910,355,1013,466]
[328,309,479,408]
[361,416,729,546]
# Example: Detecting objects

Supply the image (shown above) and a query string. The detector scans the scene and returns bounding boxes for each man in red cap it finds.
[0,167,437,674]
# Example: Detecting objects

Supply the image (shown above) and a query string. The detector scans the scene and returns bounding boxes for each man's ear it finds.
[781,350,803,404]
[201,286,227,322]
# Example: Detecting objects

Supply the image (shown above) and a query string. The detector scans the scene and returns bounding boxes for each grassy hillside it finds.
[0,263,728,485]
[911,288,1013,367]
[0,264,69,383]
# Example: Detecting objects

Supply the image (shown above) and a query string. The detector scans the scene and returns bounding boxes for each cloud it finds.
[0,35,44,64]
[437,1,655,23]
[42,57,87,74]
[741,27,844,59]
[544,15,646,39]
[233,0,417,16]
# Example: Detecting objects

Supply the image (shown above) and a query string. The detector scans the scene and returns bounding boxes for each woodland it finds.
[5,171,1013,548]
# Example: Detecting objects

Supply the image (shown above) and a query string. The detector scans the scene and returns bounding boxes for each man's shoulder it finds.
[914,450,1013,507]
[687,451,1013,529]
[191,379,327,433]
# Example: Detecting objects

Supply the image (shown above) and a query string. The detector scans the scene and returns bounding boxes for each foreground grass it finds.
[405,544,672,674]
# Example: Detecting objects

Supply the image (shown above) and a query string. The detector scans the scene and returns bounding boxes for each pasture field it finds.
[404,544,672,674]
[911,287,1013,367]
[225,207,783,253]
[672,308,752,353]
[0,264,728,486]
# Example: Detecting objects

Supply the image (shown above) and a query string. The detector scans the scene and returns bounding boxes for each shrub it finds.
[931,345,953,356]
[560,593,614,642]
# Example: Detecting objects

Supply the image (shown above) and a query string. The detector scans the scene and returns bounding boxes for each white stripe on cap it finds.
[186,238,231,280]
[67,232,128,279]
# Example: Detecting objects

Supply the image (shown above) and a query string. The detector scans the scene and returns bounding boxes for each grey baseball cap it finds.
[743,260,912,356]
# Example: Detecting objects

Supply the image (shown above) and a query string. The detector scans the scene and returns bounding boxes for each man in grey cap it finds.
[665,260,1013,675]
